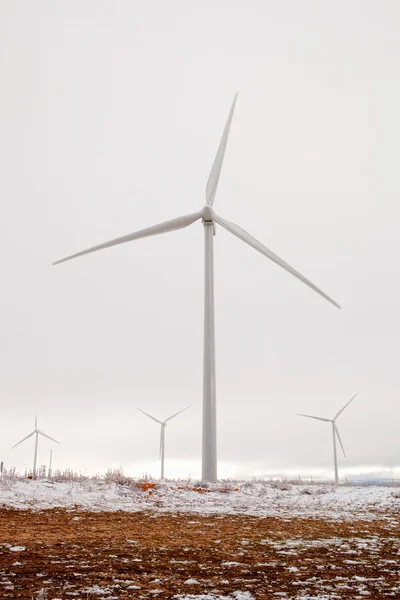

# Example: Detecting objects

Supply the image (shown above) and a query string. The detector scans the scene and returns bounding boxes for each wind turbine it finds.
[298,393,358,485]
[11,416,60,479]
[53,93,340,481]
[137,406,190,480]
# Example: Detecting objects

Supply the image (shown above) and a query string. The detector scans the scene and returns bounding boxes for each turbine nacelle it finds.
[201,205,215,223]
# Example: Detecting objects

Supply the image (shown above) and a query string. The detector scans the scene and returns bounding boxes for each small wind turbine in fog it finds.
[11,416,60,479]
[54,93,340,481]
[298,393,358,485]
[137,406,190,480]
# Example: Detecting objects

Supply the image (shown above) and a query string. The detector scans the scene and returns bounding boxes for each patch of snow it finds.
[0,479,398,523]
[175,593,254,600]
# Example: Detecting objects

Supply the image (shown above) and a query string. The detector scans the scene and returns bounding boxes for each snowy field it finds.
[0,477,399,521]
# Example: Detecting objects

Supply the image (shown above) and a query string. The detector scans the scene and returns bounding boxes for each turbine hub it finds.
[201,205,214,222]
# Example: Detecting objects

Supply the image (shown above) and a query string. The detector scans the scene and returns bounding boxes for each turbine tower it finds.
[11,416,60,479]
[298,393,358,485]
[53,94,340,481]
[137,406,190,480]
[48,448,53,478]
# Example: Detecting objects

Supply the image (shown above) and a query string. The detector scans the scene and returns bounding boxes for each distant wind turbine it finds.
[11,416,60,479]
[53,93,340,481]
[137,406,190,480]
[298,393,358,485]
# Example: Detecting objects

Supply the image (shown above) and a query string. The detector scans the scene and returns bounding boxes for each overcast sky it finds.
[1,1,399,481]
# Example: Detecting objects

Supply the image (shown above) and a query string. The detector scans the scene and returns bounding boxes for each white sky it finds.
[1,1,399,481]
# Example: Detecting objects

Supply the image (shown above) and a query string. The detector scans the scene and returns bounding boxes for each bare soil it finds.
[0,508,399,599]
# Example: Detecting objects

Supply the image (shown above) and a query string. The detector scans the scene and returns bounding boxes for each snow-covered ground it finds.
[0,478,399,520]
[1,478,399,599]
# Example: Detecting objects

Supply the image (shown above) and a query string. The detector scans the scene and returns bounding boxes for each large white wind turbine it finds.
[53,94,340,481]
[137,406,190,480]
[298,393,358,485]
[11,416,60,479]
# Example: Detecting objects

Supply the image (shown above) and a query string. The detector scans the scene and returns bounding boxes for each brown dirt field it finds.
[0,508,399,599]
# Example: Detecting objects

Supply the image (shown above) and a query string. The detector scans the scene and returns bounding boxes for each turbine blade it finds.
[164,405,191,423]
[213,213,341,309]
[53,211,203,266]
[297,413,331,422]
[10,431,35,450]
[206,93,238,206]
[35,415,37,430]
[37,430,60,444]
[334,423,346,457]
[137,408,163,425]
[334,393,358,420]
